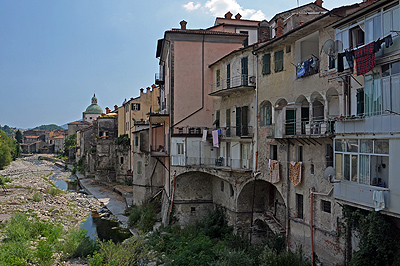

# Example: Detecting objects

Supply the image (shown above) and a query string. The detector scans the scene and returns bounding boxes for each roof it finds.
[166,29,248,37]
[85,104,103,114]
[68,120,91,125]
[269,2,327,22]
[25,135,40,139]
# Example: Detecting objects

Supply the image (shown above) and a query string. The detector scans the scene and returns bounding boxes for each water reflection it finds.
[80,212,131,243]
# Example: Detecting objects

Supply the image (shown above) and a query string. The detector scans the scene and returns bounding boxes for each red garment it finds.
[354,42,376,75]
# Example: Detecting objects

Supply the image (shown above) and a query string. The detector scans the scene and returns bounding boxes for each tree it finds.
[63,134,77,157]
[15,130,23,143]
[0,130,13,169]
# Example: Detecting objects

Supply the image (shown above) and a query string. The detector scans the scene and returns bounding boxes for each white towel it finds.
[202,130,207,142]
[373,190,385,211]
[212,130,219,148]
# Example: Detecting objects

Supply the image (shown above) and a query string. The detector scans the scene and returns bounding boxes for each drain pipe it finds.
[310,187,315,266]
[170,171,176,213]
[286,143,290,249]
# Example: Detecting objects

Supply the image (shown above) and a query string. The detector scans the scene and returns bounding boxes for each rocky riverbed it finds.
[0,155,103,232]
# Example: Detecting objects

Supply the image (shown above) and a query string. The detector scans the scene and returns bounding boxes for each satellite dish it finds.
[323,166,339,183]
[322,40,335,56]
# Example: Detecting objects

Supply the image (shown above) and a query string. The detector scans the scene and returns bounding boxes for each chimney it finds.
[180,20,187,30]
[225,11,233,19]
[314,0,323,7]
[105,107,110,114]
[130,97,134,100]
[114,105,118,111]
[275,17,284,38]
[258,20,271,42]
[147,87,151,91]
[235,13,242,20]
[151,84,156,88]
[140,88,144,93]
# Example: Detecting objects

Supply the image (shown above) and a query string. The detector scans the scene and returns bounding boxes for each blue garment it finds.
[297,63,305,77]
[217,128,222,135]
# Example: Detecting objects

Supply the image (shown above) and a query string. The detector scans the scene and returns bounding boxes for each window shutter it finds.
[262,54,271,75]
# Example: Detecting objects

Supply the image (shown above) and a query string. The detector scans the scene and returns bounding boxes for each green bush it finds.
[47,187,63,196]
[211,247,257,266]
[88,235,149,266]
[127,198,160,233]
[60,227,98,259]
[32,192,43,202]
[259,246,311,266]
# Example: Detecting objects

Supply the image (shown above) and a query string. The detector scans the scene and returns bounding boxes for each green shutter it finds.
[262,54,271,75]
[274,50,283,72]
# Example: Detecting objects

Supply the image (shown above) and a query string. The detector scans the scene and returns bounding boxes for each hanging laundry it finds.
[297,62,305,78]
[337,53,345,72]
[385,35,393,48]
[212,130,219,148]
[289,161,302,186]
[373,190,385,211]
[345,50,355,71]
[269,160,280,184]
[354,42,375,76]
[202,129,207,142]
[373,38,384,53]
[304,57,313,73]
[217,128,222,135]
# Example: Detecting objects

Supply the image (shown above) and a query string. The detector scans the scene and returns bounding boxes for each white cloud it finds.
[204,0,266,20]
[183,2,202,11]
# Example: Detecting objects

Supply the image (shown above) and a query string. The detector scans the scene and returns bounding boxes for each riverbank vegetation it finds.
[0,129,20,170]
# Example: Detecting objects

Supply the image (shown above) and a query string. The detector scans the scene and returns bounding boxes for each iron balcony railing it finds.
[172,126,253,138]
[171,155,252,170]
[283,119,335,136]
[211,74,255,93]
[155,72,164,85]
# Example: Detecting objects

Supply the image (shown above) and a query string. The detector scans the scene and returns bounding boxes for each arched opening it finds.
[274,99,287,137]
[236,180,285,242]
[311,92,325,121]
[260,101,272,126]
[296,95,310,134]
[326,88,340,117]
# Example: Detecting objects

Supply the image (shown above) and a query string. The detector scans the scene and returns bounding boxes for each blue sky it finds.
[0,0,358,129]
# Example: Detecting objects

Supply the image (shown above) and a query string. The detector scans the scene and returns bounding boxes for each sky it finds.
[0,0,359,129]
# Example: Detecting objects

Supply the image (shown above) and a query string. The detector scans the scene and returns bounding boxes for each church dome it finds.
[85,94,103,114]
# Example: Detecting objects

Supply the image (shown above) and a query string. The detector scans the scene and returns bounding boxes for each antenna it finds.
[322,39,344,59]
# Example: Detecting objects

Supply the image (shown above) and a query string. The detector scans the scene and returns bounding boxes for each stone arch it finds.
[311,92,324,121]
[326,87,340,117]
[236,179,286,238]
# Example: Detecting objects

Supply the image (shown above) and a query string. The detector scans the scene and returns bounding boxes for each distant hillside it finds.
[0,125,18,137]
[33,124,63,130]
[60,123,68,129]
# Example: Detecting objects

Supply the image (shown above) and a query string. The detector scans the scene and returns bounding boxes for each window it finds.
[214,110,220,128]
[230,184,234,197]
[137,161,142,174]
[236,106,249,136]
[270,145,278,160]
[297,146,303,162]
[135,136,139,146]
[274,50,283,72]
[296,194,303,219]
[328,56,335,69]
[334,139,389,187]
[311,164,315,175]
[177,143,184,155]
[240,31,249,47]
[261,101,272,126]
[216,69,221,87]
[321,200,331,213]
[226,64,231,88]
[349,25,365,48]
[364,73,382,116]
[221,181,224,192]
[120,157,124,164]
[241,57,248,85]
[131,103,140,111]
[286,45,291,53]
[356,88,365,116]
[262,53,271,75]
[381,62,400,114]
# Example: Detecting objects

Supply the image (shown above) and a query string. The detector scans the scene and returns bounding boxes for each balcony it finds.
[334,181,391,212]
[296,57,319,79]
[210,75,256,97]
[335,114,400,135]
[172,126,207,136]
[171,155,252,171]
[279,119,335,138]
[216,126,253,138]
[155,73,164,85]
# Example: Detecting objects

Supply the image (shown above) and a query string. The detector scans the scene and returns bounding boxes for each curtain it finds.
[382,77,391,113]
[359,154,370,185]
[364,75,374,116]
[373,75,381,116]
